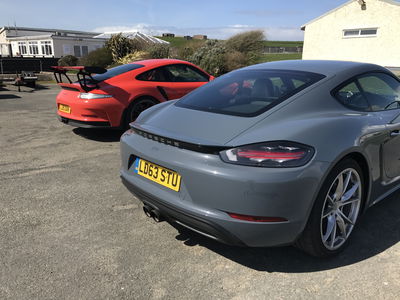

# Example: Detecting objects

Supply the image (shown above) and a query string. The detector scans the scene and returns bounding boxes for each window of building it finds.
[18,42,27,55]
[41,41,53,55]
[82,46,88,57]
[74,45,81,57]
[28,42,39,55]
[343,28,377,38]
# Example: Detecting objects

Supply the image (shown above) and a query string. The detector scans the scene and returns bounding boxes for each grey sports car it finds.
[120,60,400,257]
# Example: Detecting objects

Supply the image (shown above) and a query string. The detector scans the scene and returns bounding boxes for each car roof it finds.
[129,59,190,68]
[244,60,389,77]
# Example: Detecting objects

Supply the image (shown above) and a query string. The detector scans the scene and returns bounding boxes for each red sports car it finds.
[53,59,213,128]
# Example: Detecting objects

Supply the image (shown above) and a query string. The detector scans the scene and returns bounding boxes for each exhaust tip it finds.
[152,210,164,223]
[143,206,154,218]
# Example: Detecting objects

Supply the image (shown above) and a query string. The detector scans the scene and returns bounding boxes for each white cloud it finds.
[93,24,304,41]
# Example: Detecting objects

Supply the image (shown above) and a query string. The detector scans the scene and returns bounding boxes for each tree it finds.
[224,30,265,54]
[105,33,144,62]
[189,40,227,76]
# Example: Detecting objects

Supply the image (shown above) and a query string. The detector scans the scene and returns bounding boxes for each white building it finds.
[0,26,106,58]
[301,0,400,67]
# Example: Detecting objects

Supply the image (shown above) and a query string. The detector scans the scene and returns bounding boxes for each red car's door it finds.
[159,64,211,100]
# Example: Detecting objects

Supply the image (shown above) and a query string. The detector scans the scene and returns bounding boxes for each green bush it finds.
[189,40,227,76]
[148,44,170,59]
[58,55,78,66]
[105,33,146,62]
[225,30,265,54]
[79,47,113,68]
[117,51,150,64]
[224,51,248,72]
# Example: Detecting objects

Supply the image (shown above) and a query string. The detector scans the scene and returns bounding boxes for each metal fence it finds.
[264,46,303,54]
[0,57,59,74]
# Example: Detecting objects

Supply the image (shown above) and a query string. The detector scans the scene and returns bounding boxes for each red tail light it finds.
[220,141,314,168]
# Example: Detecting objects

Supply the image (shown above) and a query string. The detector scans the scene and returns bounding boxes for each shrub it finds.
[148,44,170,59]
[189,40,227,76]
[79,47,113,68]
[224,30,265,54]
[224,51,248,72]
[117,51,150,64]
[58,55,78,66]
[105,33,145,62]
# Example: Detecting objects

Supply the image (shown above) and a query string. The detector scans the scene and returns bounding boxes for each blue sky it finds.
[1,0,350,40]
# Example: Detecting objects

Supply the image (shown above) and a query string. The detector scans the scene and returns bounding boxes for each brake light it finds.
[79,93,112,99]
[220,141,314,167]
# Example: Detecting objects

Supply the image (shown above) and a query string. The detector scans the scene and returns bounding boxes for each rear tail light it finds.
[219,141,314,168]
[79,93,112,99]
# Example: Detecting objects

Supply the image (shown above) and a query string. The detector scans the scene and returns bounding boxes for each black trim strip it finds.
[157,86,169,100]
[58,116,111,128]
[131,126,228,154]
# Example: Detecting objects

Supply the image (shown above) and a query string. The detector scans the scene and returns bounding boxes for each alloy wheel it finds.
[320,168,362,250]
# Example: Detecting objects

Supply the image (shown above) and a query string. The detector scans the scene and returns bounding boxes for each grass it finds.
[263,41,303,48]
[155,36,206,49]
[256,53,302,63]
[156,36,303,50]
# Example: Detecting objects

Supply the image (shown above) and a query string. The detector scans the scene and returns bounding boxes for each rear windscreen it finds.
[92,64,144,82]
[175,69,325,117]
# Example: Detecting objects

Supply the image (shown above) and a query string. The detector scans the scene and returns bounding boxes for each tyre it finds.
[295,159,364,257]
[124,98,158,128]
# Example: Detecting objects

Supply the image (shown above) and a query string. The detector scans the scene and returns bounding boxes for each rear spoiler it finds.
[51,66,107,92]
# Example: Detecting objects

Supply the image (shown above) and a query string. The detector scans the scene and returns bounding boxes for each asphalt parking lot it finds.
[0,84,399,299]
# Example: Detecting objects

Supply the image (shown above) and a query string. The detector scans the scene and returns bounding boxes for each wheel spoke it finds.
[323,215,335,242]
[338,209,354,226]
[336,213,347,237]
[343,170,352,195]
[340,197,360,206]
[341,182,359,202]
[330,219,337,248]
[334,174,344,200]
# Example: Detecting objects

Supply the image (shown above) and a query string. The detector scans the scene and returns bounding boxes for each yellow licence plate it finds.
[134,158,181,192]
[59,104,71,114]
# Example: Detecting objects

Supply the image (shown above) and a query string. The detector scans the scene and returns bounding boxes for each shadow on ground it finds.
[170,191,400,273]
[0,94,21,99]
[72,127,124,142]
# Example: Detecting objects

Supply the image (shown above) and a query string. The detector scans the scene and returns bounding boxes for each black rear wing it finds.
[51,66,107,92]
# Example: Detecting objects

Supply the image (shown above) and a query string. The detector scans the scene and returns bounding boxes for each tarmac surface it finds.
[0,84,399,299]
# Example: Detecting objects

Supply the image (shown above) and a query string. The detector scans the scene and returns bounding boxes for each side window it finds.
[334,81,369,111]
[357,73,400,111]
[136,68,167,82]
[164,64,209,82]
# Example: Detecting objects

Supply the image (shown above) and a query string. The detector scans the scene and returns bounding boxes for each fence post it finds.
[40,60,42,72]
[0,59,3,74]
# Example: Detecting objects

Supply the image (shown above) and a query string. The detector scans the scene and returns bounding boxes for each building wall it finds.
[52,38,104,58]
[9,37,105,58]
[10,39,54,57]
[302,0,400,67]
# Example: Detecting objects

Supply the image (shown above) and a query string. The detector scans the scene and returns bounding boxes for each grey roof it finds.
[244,59,386,77]
[94,31,169,44]
[0,26,100,36]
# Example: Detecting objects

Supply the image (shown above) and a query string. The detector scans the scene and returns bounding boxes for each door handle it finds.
[390,130,400,137]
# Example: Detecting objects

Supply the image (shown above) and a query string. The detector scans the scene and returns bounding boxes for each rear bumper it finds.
[120,131,332,247]
[121,176,246,246]
[56,90,125,127]
[58,116,111,128]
